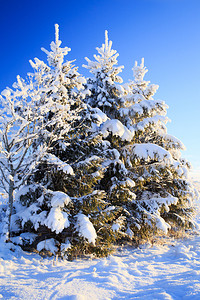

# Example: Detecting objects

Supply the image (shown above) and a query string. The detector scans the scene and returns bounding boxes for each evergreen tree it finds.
[84,31,137,240]
[11,25,120,258]
[83,30,125,119]
[84,34,197,242]
[120,59,198,239]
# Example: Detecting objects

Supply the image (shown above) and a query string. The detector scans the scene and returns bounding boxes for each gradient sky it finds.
[0,0,200,179]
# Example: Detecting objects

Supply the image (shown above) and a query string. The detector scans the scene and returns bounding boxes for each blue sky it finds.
[0,0,200,178]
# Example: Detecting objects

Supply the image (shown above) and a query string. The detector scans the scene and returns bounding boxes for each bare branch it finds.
[0,165,9,184]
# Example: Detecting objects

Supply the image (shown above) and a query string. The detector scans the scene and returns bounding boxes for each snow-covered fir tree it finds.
[11,25,120,258]
[120,59,198,240]
[83,30,125,119]
[84,31,138,240]
[84,33,197,242]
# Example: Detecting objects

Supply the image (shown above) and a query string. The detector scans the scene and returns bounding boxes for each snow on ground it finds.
[1,234,200,300]
[0,182,200,300]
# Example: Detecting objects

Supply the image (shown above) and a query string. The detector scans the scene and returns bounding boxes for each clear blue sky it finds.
[0,0,200,178]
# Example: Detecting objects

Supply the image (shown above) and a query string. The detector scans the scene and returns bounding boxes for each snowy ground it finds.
[0,182,200,300]
[1,234,200,300]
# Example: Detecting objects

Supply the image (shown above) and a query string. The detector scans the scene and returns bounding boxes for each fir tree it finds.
[84,34,198,242]
[83,30,125,119]
[12,25,120,258]
[120,59,198,239]
[84,31,137,240]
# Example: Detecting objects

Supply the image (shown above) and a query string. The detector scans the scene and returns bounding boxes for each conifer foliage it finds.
[5,25,119,258]
[84,31,197,241]
[120,59,197,238]
[0,25,198,258]
[83,30,125,119]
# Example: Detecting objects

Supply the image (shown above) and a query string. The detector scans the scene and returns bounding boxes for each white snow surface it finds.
[124,143,173,165]
[37,238,58,255]
[101,119,134,141]
[44,207,70,234]
[1,232,200,299]
[44,154,74,175]
[76,213,97,245]
[0,184,200,299]
[51,191,71,208]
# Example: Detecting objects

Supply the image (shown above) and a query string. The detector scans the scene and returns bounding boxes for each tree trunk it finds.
[7,179,14,241]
